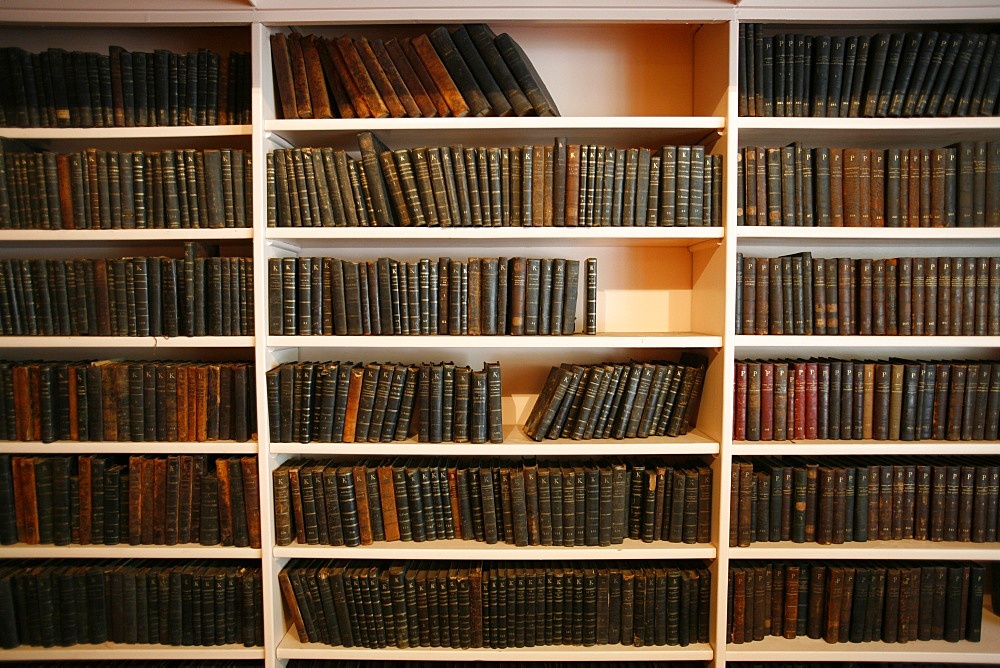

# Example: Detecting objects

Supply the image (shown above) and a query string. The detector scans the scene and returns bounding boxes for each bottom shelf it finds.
[0,643,266,661]
[725,604,1000,664]
[277,629,714,661]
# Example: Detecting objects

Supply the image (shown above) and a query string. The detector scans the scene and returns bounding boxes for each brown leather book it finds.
[384,38,437,117]
[139,456,155,543]
[175,365,189,442]
[322,37,370,118]
[55,154,76,229]
[240,455,262,549]
[286,33,314,119]
[342,365,365,442]
[368,38,422,118]
[908,148,923,227]
[784,564,800,638]
[313,37,356,118]
[843,147,862,226]
[287,461,306,544]
[930,147,947,227]
[823,565,845,642]
[152,456,167,544]
[397,37,452,117]
[277,569,309,642]
[353,462,373,544]
[356,37,408,118]
[427,26,492,117]
[128,455,143,544]
[216,456,234,546]
[565,144,581,226]
[447,464,462,539]
[465,23,534,117]
[270,33,299,119]
[194,365,210,442]
[300,35,333,119]
[377,461,400,541]
[408,34,471,117]
[334,35,390,118]
[14,457,39,544]
[731,567,747,643]
[870,149,886,226]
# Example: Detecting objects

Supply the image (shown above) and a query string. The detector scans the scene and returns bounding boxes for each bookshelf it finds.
[0,2,998,667]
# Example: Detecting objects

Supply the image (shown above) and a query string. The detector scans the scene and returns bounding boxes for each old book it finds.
[334,36,390,118]
[494,32,559,116]
[408,34,470,117]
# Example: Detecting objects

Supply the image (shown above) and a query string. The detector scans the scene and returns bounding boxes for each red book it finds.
[760,362,774,441]
[805,361,819,440]
[734,362,748,441]
[793,362,807,440]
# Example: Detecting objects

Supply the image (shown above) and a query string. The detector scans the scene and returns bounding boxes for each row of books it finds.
[0,253,254,338]
[739,26,1000,118]
[0,359,257,443]
[268,255,591,337]
[524,355,707,442]
[730,456,1000,547]
[0,46,251,128]
[0,454,261,549]
[0,145,253,230]
[271,24,556,120]
[737,142,1000,228]
[0,561,263,650]
[280,560,711,649]
[268,137,723,229]
[735,253,1000,337]
[265,361,502,445]
[727,561,986,645]
[272,458,712,548]
[733,358,1000,442]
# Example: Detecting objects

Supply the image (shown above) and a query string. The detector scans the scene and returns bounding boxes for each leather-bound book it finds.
[408,34,471,117]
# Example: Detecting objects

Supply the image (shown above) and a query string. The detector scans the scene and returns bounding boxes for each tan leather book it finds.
[408,34,470,117]
[286,33,313,119]
[300,35,333,119]
[342,365,365,442]
[334,35,390,119]
[269,33,299,119]
[384,37,437,117]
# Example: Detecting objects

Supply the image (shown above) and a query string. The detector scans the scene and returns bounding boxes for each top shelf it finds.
[0,2,996,24]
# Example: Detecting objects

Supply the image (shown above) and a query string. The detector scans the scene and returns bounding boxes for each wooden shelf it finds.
[273,538,717,560]
[730,539,1000,561]
[265,116,726,150]
[0,336,255,348]
[0,440,258,455]
[0,228,253,243]
[269,426,720,456]
[269,333,721,350]
[724,605,1000,664]
[732,440,1000,456]
[0,643,265,661]
[736,226,1000,241]
[0,543,262,559]
[0,125,252,140]
[267,225,723,248]
[277,629,715,660]
[735,335,1000,359]
[736,115,1000,147]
